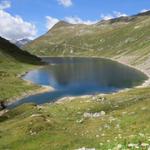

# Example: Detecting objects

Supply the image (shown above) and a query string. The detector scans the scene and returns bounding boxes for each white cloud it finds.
[65,16,98,25]
[100,14,113,20]
[0,1,37,41]
[140,9,149,13]
[57,0,72,7]
[0,0,11,10]
[113,11,127,17]
[46,16,59,30]
[101,11,128,20]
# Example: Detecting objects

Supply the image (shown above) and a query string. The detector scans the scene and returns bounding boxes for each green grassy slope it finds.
[24,12,150,66]
[0,37,41,64]
[0,88,150,149]
[0,37,42,104]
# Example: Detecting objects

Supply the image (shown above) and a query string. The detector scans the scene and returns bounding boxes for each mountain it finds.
[24,11,150,73]
[14,38,32,47]
[0,37,41,64]
[52,20,73,29]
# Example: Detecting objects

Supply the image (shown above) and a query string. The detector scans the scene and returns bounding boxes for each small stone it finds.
[92,96,96,100]
[117,144,122,149]
[116,124,120,129]
[46,119,51,122]
[141,143,149,147]
[107,140,110,143]
[99,143,103,146]
[76,119,84,123]
[128,143,138,148]
[135,145,139,149]
[30,114,41,118]
[100,111,106,116]
[122,112,127,115]
[139,133,145,137]
[96,134,100,138]
[141,107,147,110]
[75,147,95,150]
[83,111,105,118]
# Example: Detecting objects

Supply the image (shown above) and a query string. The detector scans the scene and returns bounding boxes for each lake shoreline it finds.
[6,69,55,107]
[7,56,150,107]
[41,55,150,87]
[41,55,150,78]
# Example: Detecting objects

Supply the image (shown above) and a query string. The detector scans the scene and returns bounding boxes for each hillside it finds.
[0,37,42,107]
[0,37,41,64]
[24,11,150,75]
[0,88,150,149]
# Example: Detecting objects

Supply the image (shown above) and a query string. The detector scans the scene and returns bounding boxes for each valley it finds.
[0,10,150,150]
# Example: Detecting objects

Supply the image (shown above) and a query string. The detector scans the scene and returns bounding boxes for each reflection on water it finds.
[9,57,148,108]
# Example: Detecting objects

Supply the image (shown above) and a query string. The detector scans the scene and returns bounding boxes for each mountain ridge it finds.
[0,37,41,64]
[50,10,150,29]
[24,11,150,75]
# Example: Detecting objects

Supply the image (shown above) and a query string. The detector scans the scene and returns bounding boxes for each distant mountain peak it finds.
[97,10,150,25]
[137,10,150,16]
[52,21,72,29]
[96,16,136,25]
[14,38,32,47]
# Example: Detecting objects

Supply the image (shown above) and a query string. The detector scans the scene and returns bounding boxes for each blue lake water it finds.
[9,57,148,108]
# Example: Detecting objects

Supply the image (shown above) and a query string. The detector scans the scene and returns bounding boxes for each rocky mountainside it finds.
[14,38,32,48]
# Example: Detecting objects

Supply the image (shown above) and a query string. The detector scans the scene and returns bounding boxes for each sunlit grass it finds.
[0,88,149,149]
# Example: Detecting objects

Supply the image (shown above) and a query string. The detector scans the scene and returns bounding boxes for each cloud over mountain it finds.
[140,9,150,13]
[0,0,37,41]
[101,11,127,20]
[46,16,59,30]
[65,16,98,25]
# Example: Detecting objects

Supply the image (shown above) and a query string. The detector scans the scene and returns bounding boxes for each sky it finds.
[0,0,150,41]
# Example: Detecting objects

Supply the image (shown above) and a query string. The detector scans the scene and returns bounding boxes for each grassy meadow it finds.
[0,88,150,149]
